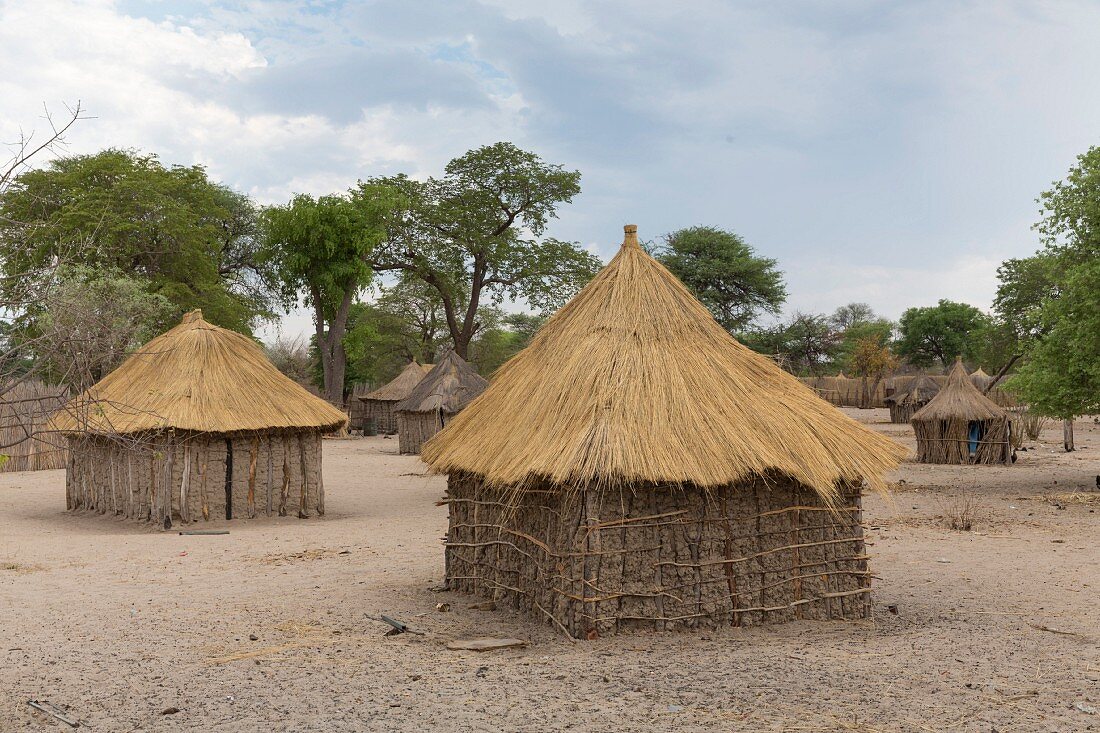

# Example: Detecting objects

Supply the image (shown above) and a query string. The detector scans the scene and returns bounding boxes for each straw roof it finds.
[394,351,488,415]
[888,373,940,405]
[361,361,432,402]
[969,367,994,392]
[912,359,1007,422]
[50,310,348,435]
[422,225,906,500]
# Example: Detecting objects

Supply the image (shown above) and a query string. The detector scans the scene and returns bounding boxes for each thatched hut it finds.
[395,352,488,455]
[884,373,940,424]
[969,367,994,393]
[911,359,1012,465]
[422,225,906,638]
[48,310,347,527]
[358,361,432,435]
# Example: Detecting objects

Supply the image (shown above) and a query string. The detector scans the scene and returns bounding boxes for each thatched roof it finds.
[361,361,432,402]
[50,310,348,435]
[912,359,1007,422]
[422,225,906,500]
[887,374,940,405]
[969,367,994,392]
[394,351,488,415]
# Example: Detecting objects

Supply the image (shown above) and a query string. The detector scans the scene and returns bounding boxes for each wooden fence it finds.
[0,380,70,472]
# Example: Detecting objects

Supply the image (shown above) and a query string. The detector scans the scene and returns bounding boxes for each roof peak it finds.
[181,309,205,325]
[622,224,639,249]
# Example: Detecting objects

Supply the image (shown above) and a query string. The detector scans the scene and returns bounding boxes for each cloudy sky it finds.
[3,0,1098,339]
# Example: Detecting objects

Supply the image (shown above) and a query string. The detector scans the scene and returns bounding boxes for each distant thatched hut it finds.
[884,374,940,424]
[48,310,347,527]
[395,352,487,455]
[911,359,1012,465]
[422,225,905,638]
[969,367,994,393]
[358,362,432,435]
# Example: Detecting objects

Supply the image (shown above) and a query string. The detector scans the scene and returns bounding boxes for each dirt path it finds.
[1,415,1098,732]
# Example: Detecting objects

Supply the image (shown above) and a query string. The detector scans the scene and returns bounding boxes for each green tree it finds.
[468,310,546,376]
[896,299,989,368]
[0,149,272,333]
[1006,147,1100,445]
[262,186,395,405]
[742,312,838,376]
[829,302,877,331]
[834,317,895,374]
[654,226,786,333]
[365,142,602,358]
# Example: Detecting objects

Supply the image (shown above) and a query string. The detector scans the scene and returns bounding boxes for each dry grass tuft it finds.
[1043,491,1100,506]
[939,497,985,531]
[49,310,347,436]
[423,226,906,503]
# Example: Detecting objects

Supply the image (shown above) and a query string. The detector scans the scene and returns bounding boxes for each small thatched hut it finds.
[884,373,940,424]
[969,367,994,393]
[395,352,488,455]
[911,359,1012,465]
[358,361,432,435]
[422,225,906,638]
[48,310,348,527]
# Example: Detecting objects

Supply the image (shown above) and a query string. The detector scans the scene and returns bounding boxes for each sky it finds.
[2,0,1099,341]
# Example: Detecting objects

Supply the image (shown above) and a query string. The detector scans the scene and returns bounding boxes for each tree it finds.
[0,149,273,334]
[742,311,839,376]
[262,187,395,405]
[829,302,877,331]
[468,310,546,376]
[265,334,312,385]
[848,335,899,407]
[896,299,989,368]
[30,266,176,390]
[1005,146,1100,448]
[655,226,786,333]
[365,142,602,358]
[834,317,895,374]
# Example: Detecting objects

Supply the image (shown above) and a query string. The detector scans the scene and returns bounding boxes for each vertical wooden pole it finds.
[297,433,308,519]
[126,453,133,519]
[163,436,173,530]
[224,437,233,520]
[279,434,290,517]
[265,436,273,516]
[316,433,325,516]
[582,489,601,640]
[247,437,258,519]
[1063,418,1075,452]
[199,441,209,521]
[180,441,192,523]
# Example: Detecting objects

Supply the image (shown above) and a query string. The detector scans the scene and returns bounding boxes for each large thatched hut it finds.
[422,225,906,638]
[911,359,1012,465]
[394,352,487,455]
[48,310,347,527]
[358,361,432,435]
[884,373,940,424]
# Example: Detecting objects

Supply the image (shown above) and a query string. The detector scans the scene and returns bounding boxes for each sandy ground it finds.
[1,411,1098,733]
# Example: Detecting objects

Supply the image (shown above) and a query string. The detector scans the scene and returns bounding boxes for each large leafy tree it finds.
[742,311,839,376]
[896,299,989,368]
[262,186,395,405]
[654,226,786,333]
[0,149,273,333]
[364,142,602,358]
[1007,147,1100,443]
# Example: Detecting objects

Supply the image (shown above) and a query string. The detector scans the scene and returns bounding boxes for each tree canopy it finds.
[365,142,602,358]
[896,299,989,368]
[0,149,272,334]
[654,226,786,333]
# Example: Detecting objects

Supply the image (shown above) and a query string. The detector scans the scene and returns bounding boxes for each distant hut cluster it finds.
[884,374,940,424]
[911,359,1012,465]
[358,361,433,435]
[48,311,347,527]
[422,226,905,638]
[395,352,487,455]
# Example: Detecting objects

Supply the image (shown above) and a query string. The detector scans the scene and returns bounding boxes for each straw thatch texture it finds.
[448,473,869,636]
[426,225,905,637]
[1,381,69,472]
[50,311,342,526]
[424,228,905,498]
[395,352,487,455]
[358,362,432,435]
[49,310,347,435]
[911,360,1012,465]
[885,374,940,424]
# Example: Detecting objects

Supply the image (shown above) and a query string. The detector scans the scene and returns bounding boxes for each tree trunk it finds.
[312,286,355,406]
[1063,418,1075,452]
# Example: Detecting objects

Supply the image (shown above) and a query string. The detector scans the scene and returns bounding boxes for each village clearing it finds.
[1,411,1098,732]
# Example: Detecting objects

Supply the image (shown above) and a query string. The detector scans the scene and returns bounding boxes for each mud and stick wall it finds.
[446,474,868,638]
[65,430,324,526]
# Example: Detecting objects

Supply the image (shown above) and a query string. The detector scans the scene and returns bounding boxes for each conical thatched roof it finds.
[969,367,994,392]
[422,225,906,500]
[888,373,940,405]
[50,310,348,435]
[394,351,488,415]
[912,359,1006,422]
[361,361,432,402]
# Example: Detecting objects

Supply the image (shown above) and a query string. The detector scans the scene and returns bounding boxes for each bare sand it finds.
[1,412,1098,732]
